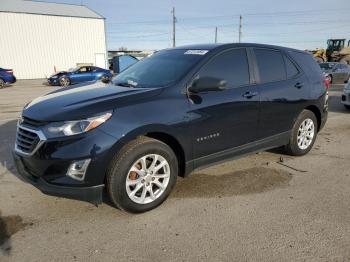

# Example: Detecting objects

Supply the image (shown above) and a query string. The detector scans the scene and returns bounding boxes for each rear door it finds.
[189,48,260,160]
[252,48,309,139]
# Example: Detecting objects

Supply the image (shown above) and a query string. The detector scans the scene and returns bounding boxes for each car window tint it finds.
[197,48,250,88]
[254,49,286,83]
[119,56,138,72]
[284,55,299,78]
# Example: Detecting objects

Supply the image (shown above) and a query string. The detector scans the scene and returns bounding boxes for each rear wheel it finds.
[59,76,70,87]
[285,110,318,156]
[106,136,178,213]
[0,78,5,89]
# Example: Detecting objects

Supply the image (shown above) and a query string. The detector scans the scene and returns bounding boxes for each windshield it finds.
[68,67,80,72]
[319,63,335,70]
[112,49,206,88]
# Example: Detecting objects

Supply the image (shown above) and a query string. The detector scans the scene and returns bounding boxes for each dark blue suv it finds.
[0,68,16,88]
[13,44,328,213]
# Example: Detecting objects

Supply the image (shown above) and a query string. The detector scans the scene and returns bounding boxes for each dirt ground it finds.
[0,80,349,261]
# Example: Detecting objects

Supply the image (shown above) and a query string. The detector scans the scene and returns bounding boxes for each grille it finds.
[16,126,41,154]
[22,117,47,127]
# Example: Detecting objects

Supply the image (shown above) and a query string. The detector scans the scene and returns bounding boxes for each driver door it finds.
[188,48,259,163]
[73,66,94,83]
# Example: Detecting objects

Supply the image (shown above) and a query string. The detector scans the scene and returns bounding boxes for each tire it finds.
[345,105,350,110]
[0,78,5,89]
[106,136,178,213]
[285,110,318,156]
[59,76,70,87]
[100,75,110,83]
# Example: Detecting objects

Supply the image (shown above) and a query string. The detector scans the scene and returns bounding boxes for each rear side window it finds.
[254,49,286,83]
[197,48,250,88]
[284,55,299,78]
[289,51,322,82]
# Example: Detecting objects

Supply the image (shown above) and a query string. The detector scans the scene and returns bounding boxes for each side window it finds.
[197,48,250,88]
[119,55,138,72]
[284,55,299,78]
[78,67,87,73]
[254,49,286,83]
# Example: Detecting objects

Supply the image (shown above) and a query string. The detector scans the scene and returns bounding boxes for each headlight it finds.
[51,75,58,79]
[43,111,112,138]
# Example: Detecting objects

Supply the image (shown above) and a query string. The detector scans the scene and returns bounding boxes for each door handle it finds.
[294,82,303,89]
[242,91,258,99]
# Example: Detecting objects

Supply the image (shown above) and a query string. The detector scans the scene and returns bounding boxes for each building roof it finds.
[0,0,104,19]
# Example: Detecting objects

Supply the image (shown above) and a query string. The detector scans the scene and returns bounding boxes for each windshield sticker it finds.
[184,50,208,55]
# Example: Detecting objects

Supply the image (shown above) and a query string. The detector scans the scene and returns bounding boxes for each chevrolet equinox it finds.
[13,44,328,213]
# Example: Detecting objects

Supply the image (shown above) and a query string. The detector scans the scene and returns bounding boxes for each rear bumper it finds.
[13,151,104,205]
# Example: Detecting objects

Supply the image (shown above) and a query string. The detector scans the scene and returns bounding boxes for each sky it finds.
[42,0,350,51]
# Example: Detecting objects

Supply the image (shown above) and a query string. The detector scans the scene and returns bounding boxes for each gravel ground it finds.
[0,80,349,262]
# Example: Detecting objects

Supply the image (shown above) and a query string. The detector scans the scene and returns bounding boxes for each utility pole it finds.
[172,7,176,47]
[215,27,218,43]
[238,15,242,43]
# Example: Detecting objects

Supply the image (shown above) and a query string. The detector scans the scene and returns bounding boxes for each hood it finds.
[50,71,72,77]
[22,81,163,121]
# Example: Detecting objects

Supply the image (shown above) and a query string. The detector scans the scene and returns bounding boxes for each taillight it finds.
[5,69,13,74]
[323,78,330,90]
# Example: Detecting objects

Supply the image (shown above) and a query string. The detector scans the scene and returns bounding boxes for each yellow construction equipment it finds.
[310,39,350,64]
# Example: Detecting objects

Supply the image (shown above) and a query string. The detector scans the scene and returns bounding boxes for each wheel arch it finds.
[104,125,189,178]
[145,132,186,177]
[304,105,321,131]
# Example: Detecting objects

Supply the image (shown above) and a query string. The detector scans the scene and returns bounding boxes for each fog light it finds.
[66,159,91,181]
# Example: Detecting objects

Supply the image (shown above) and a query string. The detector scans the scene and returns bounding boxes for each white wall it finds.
[0,12,107,79]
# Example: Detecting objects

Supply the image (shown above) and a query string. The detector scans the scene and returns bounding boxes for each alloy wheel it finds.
[60,77,70,87]
[297,118,315,150]
[126,154,170,204]
[0,79,5,89]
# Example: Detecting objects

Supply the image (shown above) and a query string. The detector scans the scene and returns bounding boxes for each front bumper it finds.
[4,75,16,84]
[13,151,104,205]
[47,77,59,85]
[341,89,350,106]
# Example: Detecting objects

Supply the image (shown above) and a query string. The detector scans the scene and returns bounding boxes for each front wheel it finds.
[0,78,5,89]
[106,136,178,213]
[59,76,70,87]
[285,110,318,156]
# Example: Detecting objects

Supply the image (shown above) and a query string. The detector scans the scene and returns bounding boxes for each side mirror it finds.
[188,76,227,93]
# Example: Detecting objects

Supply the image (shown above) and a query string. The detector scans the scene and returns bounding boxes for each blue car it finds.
[0,68,16,88]
[48,66,112,87]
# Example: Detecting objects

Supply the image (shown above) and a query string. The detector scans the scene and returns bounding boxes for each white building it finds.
[0,0,107,79]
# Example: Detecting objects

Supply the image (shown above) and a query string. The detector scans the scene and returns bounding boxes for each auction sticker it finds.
[184,50,208,55]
